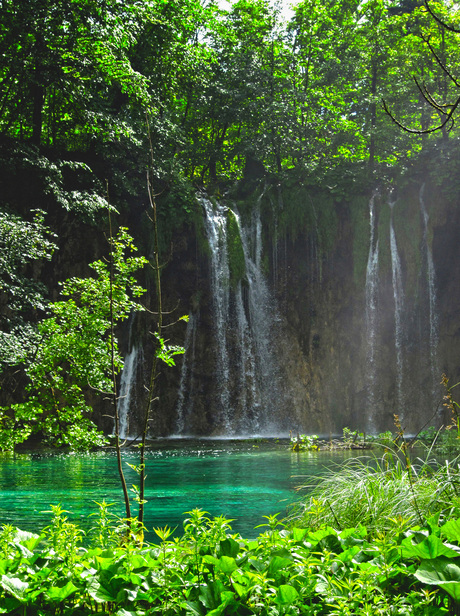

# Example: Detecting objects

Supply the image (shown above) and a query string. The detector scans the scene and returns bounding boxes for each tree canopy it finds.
[1,0,459,183]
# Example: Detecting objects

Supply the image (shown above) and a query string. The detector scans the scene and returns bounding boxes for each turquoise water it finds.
[0,440,360,539]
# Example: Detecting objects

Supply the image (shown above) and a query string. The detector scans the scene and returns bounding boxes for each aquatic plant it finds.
[290,433,320,451]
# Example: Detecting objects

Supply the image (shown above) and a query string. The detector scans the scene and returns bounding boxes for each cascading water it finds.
[118,343,143,440]
[267,191,281,290]
[389,199,406,418]
[234,282,259,427]
[272,216,279,288]
[364,193,379,431]
[125,184,443,437]
[174,313,197,435]
[235,204,280,432]
[185,195,281,435]
[310,203,322,285]
[201,197,232,431]
[419,184,439,400]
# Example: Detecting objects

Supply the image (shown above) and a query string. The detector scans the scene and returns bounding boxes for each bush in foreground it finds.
[1,503,460,615]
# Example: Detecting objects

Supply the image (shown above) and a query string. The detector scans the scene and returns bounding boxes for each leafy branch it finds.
[383,0,460,134]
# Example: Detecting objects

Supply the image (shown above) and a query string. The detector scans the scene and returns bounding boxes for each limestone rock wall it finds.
[137,168,460,437]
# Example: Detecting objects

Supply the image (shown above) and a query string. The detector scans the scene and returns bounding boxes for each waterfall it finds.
[365,193,379,431]
[199,195,281,435]
[175,313,197,435]
[267,190,280,289]
[419,183,439,398]
[389,199,405,417]
[310,203,322,285]
[118,342,142,440]
[272,216,279,288]
[234,282,259,428]
[236,205,279,432]
[201,197,232,431]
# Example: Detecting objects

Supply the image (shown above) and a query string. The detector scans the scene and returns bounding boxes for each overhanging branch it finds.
[425,0,460,34]
[382,97,458,134]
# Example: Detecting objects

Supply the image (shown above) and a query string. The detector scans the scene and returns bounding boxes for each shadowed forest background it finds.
[2,0,460,446]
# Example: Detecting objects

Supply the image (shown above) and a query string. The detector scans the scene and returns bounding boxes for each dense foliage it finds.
[0,229,146,451]
[2,0,460,185]
[1,0,460,444]
[2,502,460,614]
[0,209,56,369]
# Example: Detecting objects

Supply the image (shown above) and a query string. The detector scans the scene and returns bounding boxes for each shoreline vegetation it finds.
[1,505,459,614]
[2,435,460,614]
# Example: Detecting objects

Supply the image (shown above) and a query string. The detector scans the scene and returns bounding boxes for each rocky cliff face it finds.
[130,164,460,438]
[7,151,457,440]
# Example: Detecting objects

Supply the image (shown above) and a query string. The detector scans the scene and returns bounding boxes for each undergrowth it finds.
[2,439,460,614]
[1,498,460,614]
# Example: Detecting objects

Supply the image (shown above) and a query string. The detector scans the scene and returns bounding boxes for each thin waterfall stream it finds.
[365,193,379,431]
[117,315,143,440]
[236,203,280,433]
[419,183,440,401]
[175,313,198,435]
[389,199,406,419]
[201,197,232,431]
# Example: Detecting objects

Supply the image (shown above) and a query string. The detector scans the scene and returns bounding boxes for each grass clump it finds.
[289,451,460,537]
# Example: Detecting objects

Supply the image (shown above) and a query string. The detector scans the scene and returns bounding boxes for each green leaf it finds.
[206,591,235,616]
[186,601,204,616]
[276,584,299,605]
[87,578,119,603]
[305,527,338,546]
[46,581,78,602]
[232,582,247,598]
[203,555,219,566]
[291,527,309,542]
[0,575,29,601]
[219,537,240,558]
[401,535,460,560]
[14,529,41,548]
[441,519,460,543]
[218,556,237,574]
[15,543,33,559]
[198,580,227,610]
[415,557,460,583]
[268,555,292,577]
[0,597,21,613]
[336,545,362,563]
[415,557,460,601]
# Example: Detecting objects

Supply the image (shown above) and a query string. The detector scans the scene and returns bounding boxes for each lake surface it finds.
[0,440,362,539]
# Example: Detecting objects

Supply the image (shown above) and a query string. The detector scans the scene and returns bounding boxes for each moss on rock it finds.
[226,209,246,288]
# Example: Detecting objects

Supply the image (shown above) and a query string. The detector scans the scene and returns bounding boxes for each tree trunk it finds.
[31,81,44,146]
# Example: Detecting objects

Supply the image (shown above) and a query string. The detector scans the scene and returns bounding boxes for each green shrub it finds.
[290,433,320,451]
[0,503,458,614]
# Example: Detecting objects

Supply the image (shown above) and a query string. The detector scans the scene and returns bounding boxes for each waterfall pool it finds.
[0,440,362,540]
